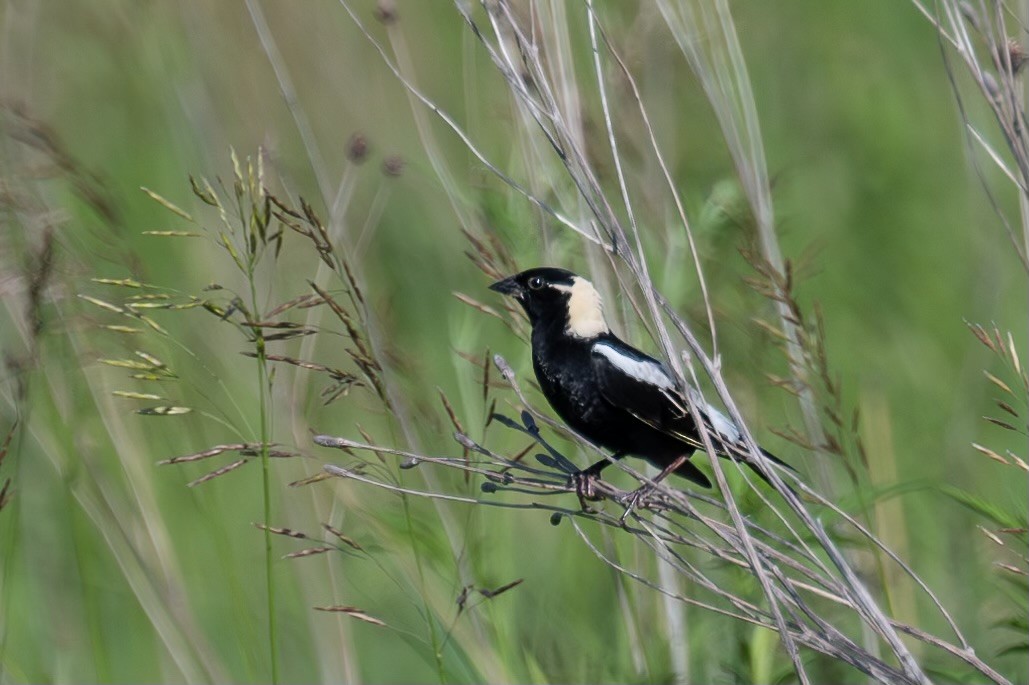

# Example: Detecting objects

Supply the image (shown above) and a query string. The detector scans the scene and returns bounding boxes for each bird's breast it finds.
[532,344,608,426]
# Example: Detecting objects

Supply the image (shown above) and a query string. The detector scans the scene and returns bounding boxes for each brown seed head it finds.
[1007,39,1027,74]
[382,155,405,178]
[346,133,369,164]
[374,1,398,25]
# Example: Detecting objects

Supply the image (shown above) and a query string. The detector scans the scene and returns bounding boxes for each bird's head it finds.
[489,267,609,339]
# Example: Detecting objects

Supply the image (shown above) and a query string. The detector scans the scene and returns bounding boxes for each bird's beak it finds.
[488,276,522,297]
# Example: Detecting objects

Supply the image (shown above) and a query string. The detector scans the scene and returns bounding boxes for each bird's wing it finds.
[590,340,741,451]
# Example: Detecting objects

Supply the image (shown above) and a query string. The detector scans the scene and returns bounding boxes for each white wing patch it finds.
[554,277,609,339]
[593,342,674,390]
[686,387,741,443]
[593,340,743,444]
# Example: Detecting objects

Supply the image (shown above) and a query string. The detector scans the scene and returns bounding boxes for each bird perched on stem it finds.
[489,267,789,503]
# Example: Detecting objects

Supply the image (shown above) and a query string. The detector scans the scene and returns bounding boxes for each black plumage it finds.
[489,267,788,493]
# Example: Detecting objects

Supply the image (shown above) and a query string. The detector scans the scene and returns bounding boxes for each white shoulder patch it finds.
[596,342,744,443]
[554,277,609,339]
[686,387,741,443]
[593,342,674,390]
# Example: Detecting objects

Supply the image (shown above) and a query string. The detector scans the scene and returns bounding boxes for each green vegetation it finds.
[0,2,1025,683]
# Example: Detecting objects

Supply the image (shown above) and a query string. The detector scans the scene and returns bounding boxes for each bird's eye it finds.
[527,276,545,290]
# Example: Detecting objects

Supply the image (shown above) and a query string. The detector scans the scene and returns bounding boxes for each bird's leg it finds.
[570,452,623,507]
[619,454,689,522]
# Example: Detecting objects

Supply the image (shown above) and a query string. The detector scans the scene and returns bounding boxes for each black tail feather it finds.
[647,447,793,491]
[674,458,713,488]
[744,447,797,490]
[757,447,795,472]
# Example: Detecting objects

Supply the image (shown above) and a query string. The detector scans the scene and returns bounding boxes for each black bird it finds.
[489,267,788,498]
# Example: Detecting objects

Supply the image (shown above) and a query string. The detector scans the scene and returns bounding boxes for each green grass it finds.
[1,1,1026,683]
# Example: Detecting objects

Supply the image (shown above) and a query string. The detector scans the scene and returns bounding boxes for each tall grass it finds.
[907,0,1029,663]
[315,3,1011,682]
[0,1,1025,683]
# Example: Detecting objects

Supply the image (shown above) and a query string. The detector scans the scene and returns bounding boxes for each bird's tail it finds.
[756,447,794,472]
[742,447,796,491]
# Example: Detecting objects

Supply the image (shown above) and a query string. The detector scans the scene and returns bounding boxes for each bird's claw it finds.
[618,484,655,523]
[569,469,603,509]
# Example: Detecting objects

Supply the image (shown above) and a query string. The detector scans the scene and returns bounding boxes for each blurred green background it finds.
[0,1,1025,683]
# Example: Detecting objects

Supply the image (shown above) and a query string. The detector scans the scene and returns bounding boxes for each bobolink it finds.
[489,267,788,499]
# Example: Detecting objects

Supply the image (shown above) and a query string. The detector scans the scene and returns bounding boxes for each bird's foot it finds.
[569,469,603,510]
[618,455,687,522]
[618,484,656,523]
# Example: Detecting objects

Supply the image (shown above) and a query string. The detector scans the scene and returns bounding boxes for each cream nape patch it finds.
[554,277,609,338]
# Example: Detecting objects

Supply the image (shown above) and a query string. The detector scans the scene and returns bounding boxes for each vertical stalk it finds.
[400,492,447,684]
[249,275,278,684]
